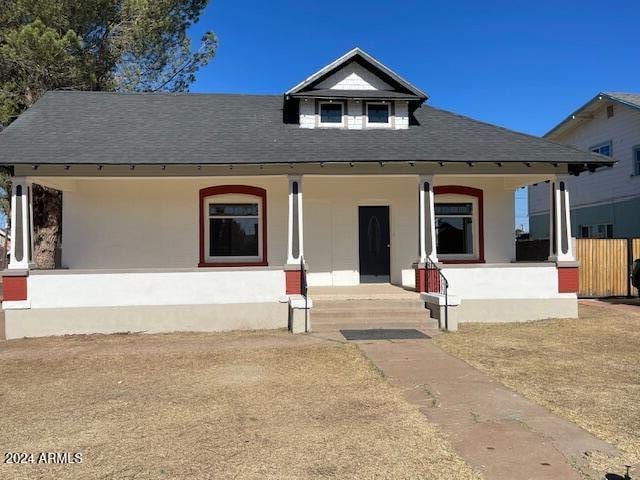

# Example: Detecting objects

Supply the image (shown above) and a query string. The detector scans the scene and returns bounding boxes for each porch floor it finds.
[309,283,420,301]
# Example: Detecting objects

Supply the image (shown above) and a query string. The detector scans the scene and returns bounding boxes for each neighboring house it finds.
[529,92,640,239]
[0,48,612,339]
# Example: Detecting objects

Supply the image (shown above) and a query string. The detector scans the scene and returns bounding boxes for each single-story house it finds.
[0,48,613,338]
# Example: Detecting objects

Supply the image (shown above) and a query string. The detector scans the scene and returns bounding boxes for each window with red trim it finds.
[434,186,485,263]
[199,186,268,267]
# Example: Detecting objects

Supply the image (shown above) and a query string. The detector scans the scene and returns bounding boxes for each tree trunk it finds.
[32,184,62,269]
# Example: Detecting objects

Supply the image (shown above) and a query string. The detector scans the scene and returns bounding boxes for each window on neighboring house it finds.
[319,102,343,124]
[590,141,612,157]
[633,146,640,176]
[200,186,267,266]
[580,226,589,238]
[367,103,390,124]
[435,202,474,256]
[581,223,613,238]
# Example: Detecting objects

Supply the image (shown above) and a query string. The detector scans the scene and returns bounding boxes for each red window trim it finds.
[433,185,485,264]
[198,185,268,268]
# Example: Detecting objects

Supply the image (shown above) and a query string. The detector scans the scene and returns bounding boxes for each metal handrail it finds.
[300,256,308,332]
[425,258,449,330]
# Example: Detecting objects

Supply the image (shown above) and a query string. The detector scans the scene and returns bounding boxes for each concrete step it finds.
[312,299,425,311]
[312,318,440,332]
[310,295,438,331]
[312,310,430,321]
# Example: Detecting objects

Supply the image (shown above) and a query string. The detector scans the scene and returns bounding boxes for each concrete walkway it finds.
[313,320,617,479]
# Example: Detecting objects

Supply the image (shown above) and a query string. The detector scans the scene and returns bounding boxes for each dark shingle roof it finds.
[0,91,612,167]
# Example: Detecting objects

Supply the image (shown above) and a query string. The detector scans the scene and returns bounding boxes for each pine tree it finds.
[0,0,217,267]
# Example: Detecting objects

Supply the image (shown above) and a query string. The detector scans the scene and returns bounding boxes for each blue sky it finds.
[187,0,639,230]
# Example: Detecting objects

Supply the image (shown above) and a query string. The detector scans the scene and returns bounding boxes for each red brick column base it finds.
[557,265,579,293]
[3,274,28,301]
[427,269,440,293]
[414,262,444,294]
[414,266,426,293]
[284,265,303,295]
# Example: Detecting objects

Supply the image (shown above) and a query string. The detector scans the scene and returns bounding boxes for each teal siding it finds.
[529,197,640,239]
[529,213,549,239]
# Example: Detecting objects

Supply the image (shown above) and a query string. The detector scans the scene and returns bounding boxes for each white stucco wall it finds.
[437,176,517,264]
[304,175,418,286]
[26,269,287,309]
[441,265,568,299]
[303,175,517,287]
[62,176,289,269]
[58,175,517,288]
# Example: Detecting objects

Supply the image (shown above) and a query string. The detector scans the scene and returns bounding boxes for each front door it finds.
[358,206,391,283]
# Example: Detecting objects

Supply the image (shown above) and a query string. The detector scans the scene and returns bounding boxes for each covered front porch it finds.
[2,169,579,338]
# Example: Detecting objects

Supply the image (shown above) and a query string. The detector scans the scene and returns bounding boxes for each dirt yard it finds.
[0,330,478,479]
[436,302,640,471]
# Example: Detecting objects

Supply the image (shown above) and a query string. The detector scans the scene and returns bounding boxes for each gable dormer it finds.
[284,48,427,130]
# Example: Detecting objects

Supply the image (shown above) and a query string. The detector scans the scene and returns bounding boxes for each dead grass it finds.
[0,330,479,479]
[435,303,640,470]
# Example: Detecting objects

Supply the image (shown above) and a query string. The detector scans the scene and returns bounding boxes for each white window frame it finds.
[365,102,392,128]
[203,193,263,263]
[318,101,344,128]
[434,194,479,261]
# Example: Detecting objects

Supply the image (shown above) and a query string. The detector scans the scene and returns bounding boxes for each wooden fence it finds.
[575,238,640,297]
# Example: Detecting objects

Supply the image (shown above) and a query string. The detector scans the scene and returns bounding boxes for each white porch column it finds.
[415,175,437,293]
[285,174,310,332]
[286,175,304,265]
[8,177,32,270]
[419,175,438,263]
[548,175,575,262]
